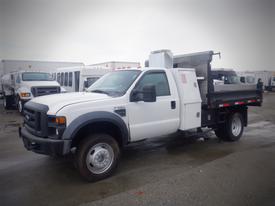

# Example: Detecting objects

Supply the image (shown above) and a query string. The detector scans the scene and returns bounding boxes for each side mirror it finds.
[130,84,156,102]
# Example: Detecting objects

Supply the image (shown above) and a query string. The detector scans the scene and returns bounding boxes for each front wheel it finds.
[16,97,24,114]
[75,134,120,182]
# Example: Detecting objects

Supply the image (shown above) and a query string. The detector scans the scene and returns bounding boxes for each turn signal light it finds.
[49,116,66,125]
[55,117,66,125]
[20,92,31,97]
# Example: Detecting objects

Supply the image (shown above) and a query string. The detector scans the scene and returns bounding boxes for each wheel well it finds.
[71,122,124,149]
[216,106,247,126]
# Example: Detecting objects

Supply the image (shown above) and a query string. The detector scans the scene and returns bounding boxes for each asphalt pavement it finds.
[0,93,275,206]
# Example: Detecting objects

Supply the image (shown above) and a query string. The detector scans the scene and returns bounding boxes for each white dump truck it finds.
[54,66,112,92]
[1,71,61,113]
[19,50,263,182]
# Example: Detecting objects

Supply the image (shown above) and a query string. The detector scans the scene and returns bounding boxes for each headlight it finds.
[20,92,31,97]
[48,116,66,138]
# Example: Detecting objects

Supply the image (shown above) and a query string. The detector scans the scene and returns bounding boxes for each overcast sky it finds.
[0,0,274,70]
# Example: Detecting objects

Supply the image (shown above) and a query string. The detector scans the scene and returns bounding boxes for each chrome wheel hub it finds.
[86,143,114,174]
[232,117,242,136]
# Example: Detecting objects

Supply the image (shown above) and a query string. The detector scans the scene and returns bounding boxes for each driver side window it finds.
[136,72,170,96]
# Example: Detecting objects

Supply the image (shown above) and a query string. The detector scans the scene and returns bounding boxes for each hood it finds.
[31,92,111,113]
[21,81,60,88]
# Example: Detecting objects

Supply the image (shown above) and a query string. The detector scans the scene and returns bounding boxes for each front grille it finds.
[31,87,60,97]
[24,102,49,137]
[24,107,41,131]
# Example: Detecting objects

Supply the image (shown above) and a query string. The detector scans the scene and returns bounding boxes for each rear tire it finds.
[75,134,120,182]
[226,113,244,141]
[215,112,244,142]
[214,124,227,140]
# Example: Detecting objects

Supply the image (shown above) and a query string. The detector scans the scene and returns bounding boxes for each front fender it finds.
[62,111,129,145]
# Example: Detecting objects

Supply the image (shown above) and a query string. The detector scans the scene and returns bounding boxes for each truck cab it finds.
[1,71,61,113]
[211,69,241,85]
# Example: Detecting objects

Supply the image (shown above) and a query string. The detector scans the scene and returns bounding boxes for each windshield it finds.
[85,77,100,88]
[22,72,54,81]
[87,70,141,96]
[212,71,240,84]
[225,76,240,84]
[246,76,255,84]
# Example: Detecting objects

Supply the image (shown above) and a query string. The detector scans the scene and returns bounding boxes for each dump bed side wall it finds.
[173,51,214,105]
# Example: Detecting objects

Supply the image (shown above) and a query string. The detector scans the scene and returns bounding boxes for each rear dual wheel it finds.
[215,113,244,142]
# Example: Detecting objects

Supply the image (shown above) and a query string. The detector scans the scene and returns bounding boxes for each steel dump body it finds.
[172,51,263,109]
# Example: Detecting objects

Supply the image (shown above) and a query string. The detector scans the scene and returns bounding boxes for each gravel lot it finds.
[1,93,275,206]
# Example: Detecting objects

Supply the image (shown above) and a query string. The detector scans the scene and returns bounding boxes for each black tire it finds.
[16,96,24,114]
[3,95,13,110]
[225,113,244,141]
[215,113,244,142]
[214,124,227,140]
[75,134,120,182]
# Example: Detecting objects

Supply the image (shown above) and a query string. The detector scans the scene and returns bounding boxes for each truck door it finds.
[128,71,179,141]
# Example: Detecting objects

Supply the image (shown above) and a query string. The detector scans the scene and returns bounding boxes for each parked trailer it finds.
[19,50,262,182]
[54,66,112,92]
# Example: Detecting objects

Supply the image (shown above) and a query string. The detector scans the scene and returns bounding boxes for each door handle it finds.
[171,101,176,109]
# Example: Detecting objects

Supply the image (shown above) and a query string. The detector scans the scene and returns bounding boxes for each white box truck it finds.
[19,50,263,181]
[1,71,61,113]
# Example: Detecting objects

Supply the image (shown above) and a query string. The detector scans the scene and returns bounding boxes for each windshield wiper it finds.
[91,89,110,95]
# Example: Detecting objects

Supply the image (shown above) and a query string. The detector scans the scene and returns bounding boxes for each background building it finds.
[0,59,84,77]
[89,61,140,70]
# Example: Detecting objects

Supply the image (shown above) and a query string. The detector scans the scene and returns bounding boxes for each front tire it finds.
[75,134,120,182]
[16,97,24,114]
[3,95,13,110]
